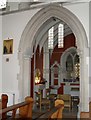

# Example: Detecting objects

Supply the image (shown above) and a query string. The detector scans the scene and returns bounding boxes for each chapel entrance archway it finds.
[18,4,89,112]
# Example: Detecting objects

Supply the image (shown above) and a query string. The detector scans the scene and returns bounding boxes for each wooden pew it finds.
[1,94,8,109]
[0,94,8,119]
[89,101,91,118]
[0,94,8,109]
[0,96,33,119]
[34,99,64,120]
[50,99,64,119]
[80,112,89,119]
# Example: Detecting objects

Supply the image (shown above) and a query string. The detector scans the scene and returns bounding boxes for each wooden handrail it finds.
[0,96,33,119]
[0,98,63,119]
[39,104,63,118]
[0,101,30,115]
[34,104,64,120]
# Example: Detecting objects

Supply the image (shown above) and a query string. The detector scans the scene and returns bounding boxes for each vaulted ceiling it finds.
[33,17,73,52]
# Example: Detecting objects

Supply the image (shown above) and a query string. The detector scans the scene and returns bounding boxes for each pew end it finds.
[0,96,33,119]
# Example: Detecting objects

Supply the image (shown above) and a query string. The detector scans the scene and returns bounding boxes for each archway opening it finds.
[18,4,89,113]
[31,17,80,111]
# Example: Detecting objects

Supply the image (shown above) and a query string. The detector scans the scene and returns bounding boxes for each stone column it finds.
[78,48,89,118]
[43,42,50,98]
[82,48,89,111]
[23,56,31,99]
[43,42,50,88]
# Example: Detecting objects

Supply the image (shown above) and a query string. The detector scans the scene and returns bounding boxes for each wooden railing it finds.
[0,97,64,120]
[89,101,91,118]
[0,96,33,119]
[34,99,64,120]
[38,104,64,119]
[0,94,8,119]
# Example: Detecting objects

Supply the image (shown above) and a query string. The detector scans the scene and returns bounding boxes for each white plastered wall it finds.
[2,8,40,103]
[64,2,89,44]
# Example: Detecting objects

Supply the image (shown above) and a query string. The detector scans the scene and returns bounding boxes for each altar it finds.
[50,85,59,94]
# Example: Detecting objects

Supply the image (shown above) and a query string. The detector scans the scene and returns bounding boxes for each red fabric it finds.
[58,83,65,94]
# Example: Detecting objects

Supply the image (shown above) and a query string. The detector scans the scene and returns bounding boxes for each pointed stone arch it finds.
[18,4,89,113]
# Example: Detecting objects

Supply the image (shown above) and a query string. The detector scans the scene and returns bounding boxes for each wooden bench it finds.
[0,94,8,119]
[34,99,64,120]
[0,96,33,119]
[0,96,64,120]
[0,94,8,109]
[57,94,71,110]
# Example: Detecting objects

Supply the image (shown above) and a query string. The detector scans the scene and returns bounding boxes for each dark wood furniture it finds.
[34,99,64,120]
[80,101,91,119]
[0,96,33,119]
[35,91,50,111]
[57,94,71,111]
[0,94,8,119]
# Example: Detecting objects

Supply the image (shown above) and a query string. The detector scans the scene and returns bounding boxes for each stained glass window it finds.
[48,26,54,49]
[58,23,64,48]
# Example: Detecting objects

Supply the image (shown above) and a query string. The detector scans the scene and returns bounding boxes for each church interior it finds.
[0,0,91,119]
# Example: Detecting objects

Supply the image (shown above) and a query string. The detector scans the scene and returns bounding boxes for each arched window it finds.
[58,23,64,48]
[66,55,73,72]
[65,53,80,79]
[48,23,64,49]
[48,27,54,49]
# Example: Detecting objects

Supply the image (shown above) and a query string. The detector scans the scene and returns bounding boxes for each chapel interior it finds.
[0,0,91,119]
